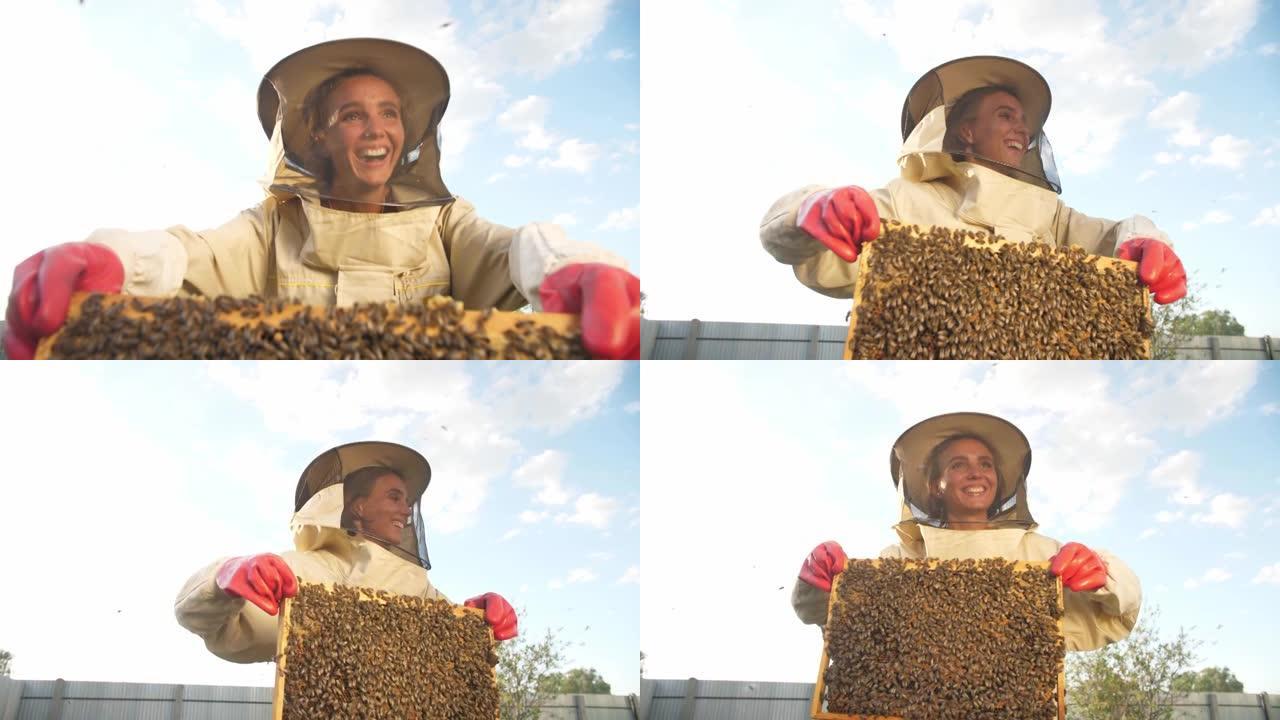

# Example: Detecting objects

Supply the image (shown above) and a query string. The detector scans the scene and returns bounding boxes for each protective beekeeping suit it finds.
[761,55,1186,306]
[792,412,1141,652]
[175,441,515,664]
[6,38,639,359]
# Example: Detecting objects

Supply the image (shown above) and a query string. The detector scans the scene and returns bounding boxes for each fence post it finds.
[682,320,702,360]
[1208,336,1221,359]
[171,684,184,720]
[678,677,698,720]
[48,679,64,720]
[574,694,586,720]
[807,324,821,359]
[1,679,23,720]
[1260,692,1273,720]
[1207,692,1218,720]
[639,681,656,720]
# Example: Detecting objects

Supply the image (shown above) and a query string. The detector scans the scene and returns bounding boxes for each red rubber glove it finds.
[464,592,518,641]
[1050,542,1109,592]
[1115,237,1186,304]
[540,263,640,360]
[798,540,848,592]
[215,554,298,616]
[796,186,881,263]
[4,242,124,360]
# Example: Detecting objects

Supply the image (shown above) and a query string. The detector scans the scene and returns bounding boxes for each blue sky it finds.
[0,0,638,310]
[0,361,639,694]
[643,0,1279,337]
[642,361,1280,692]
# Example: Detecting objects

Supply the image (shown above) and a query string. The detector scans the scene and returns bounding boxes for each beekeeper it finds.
[761,55,1186,307]
[175,441,516,663]
[792,412,1140,651]
[5,38,639,360]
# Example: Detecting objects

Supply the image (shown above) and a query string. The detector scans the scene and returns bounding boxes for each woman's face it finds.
[933,437,998,523]
[957,90,1029,168]
[352,472,412,544]
[317,74,405,195]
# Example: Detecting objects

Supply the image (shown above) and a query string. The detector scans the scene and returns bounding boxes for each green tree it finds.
[1066,608,1200,720]
[1170,666,1244,692]
[1150,280,1203,360]
[1170,310,1245,337]
[539,667,612,694]
[496,618,568,720]
[0,649,11,676]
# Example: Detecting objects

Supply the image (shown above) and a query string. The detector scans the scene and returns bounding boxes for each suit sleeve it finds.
[1059,546,1142,651]
[759,184,898,299]
[173,557,285,664]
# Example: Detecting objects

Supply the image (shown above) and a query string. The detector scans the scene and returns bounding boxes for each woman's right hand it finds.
[4,243,124,359]
[798,540,848,592]
[795,186,881,263]
[215,554,298,616]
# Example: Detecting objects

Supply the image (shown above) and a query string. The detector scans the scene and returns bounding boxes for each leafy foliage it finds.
[495,618,568,720]
[1066,608,1200,720]
[539,667,612,694]
[1170,310,1246,337]
[0,649,11,676]
[1170,666,1244,693]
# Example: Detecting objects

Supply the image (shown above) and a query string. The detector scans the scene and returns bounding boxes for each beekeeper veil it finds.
[294,441,435,569]
[257,38,453,210]
[899,55,1062,193]
[889,412,1037,530]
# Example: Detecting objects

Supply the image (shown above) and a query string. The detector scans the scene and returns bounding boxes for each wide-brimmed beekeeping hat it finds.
[897,55,1061,193]
[294,441,434,568]
[889,412,1035,526]
[256,37,453,207]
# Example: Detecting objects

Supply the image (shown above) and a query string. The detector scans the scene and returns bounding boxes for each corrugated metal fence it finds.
[641,319,1280,360]
[636,678,1278,720]
[0,677,637,720]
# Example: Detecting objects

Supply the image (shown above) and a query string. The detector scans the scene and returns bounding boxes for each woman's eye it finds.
[342,112,362,122]
[382,109,399,119]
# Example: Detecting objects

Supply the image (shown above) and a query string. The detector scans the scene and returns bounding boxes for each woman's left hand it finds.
[1116,237,1187,304]
[464,592,518,641]
[1049,541,1109,592]
[540,263,641,360]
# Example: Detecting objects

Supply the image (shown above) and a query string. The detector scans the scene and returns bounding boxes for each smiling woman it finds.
[3,37,641,359]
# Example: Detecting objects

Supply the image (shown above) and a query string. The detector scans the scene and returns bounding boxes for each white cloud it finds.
[498,95,557,151]
[1253,563,1280,584]
[597,206,639,231]
[624,122,639,132]
[566,568,598,584]
[539,138,601,173]
[1137,169,1156,183]
[557,492,619,529]
[617,565,640,584]
[1192,493,1251,528]
[501,528,523,541]
[1262,403,1280,416]
[1155,510,1184,523]
[519,509,549,524]
[1148,91,1204,147]
[623,400,641,414]
[1155,151,1183,164]
[1149,450,1206,506]
[1184,567,1232,589]
[477,0,611,77]
[504,154,532,168]
[552,212,579,226]
[513,450,571,506]
[1191,134,1252,169]
[1249,204,1280,226]
[1182,209,1234,232]
[607,48,634,61]
[548,579,564,590]
[1262,43,1280,56]
[1224,551,1247,560]
[486,172,507,184]
[1139,527,1158,539]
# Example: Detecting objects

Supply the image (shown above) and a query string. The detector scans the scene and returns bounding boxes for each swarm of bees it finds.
[848,222,1152,359]
[279,583,498,720]
[45,293,585,359]
[822,558,1063,720]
